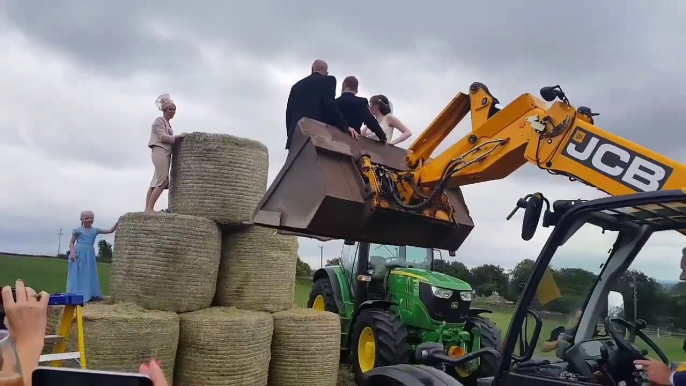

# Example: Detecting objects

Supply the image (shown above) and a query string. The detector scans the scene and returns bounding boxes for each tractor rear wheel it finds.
[450,315,503,385]
[307,278,338,313]
[351,309,410,385]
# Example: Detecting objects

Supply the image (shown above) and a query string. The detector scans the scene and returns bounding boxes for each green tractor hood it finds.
[391,268,473,291]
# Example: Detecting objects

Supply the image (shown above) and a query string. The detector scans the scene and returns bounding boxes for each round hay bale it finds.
[175,307,273,386]
[214,225,299,312]
[269,309,340,386]
[110,212,221,313]
[169,132,269,225]
[65,302,179,384]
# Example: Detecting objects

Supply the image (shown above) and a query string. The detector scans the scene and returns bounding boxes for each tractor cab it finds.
[362,189,686,386]
[339,241,436,300]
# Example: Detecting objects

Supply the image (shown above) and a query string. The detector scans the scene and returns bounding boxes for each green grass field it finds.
[2,253,684,385]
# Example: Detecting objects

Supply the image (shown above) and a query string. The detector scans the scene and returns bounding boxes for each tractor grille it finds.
[418,282,470,324]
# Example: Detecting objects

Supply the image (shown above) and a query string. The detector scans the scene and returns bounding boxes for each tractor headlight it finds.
[431,286,453,299]
[460,291,472,302]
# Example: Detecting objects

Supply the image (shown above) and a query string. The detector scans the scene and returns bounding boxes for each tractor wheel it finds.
[351,309,411,385]
[307,278,348,362]
[307,278,338,314]
[450,315,503,385]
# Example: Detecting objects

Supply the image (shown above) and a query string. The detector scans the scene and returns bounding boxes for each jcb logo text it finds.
[561,128,673,192]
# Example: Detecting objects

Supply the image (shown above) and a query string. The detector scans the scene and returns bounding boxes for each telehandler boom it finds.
[252,82,686,250]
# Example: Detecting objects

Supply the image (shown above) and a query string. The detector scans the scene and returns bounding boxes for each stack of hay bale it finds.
[49,132,340,386]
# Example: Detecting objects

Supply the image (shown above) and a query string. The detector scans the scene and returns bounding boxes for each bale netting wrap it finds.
[110,212,221,313]
[268,309,340,386]
[168,132,269,225]
[174,307,273,386]
[215,225,299,312]
[65,302,179,384]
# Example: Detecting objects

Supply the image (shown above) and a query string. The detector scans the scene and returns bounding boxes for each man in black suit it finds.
[336,76,387,143]
[285,59,358,150]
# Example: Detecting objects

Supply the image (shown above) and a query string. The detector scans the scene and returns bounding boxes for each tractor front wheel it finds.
[307,278,338,313]
[351,309,410,385]
[449,315,503,385]
[307,278,348,362]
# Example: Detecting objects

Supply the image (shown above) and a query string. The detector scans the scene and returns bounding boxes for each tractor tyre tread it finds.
[307,278,347,362]
[307,278,338,314]
[352,309,410,385]
[468,315,503,378]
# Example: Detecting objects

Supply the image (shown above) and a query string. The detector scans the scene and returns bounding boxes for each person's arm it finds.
[98,218,120,235]
[361,126,370,137]
[360,99,387,143]
[69,231,78,260]
[153,119,177,144]
[387,115,412,145]
[540,341,558,353]
[322,76,349,132]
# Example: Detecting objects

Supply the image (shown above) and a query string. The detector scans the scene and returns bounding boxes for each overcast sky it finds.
[0,1,684,282]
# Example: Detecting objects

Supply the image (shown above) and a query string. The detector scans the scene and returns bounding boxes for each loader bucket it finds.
[251,118,475,251]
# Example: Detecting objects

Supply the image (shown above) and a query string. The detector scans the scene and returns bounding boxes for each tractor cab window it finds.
[511,223,618,361]
[404,246,432,270]
[606,233,686,365]
[369,243,401,275]
[341,243,355,273]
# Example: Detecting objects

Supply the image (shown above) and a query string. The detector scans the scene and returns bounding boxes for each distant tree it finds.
[97,240,113,263]
[325,257,341,267]
[436,261,472,283]
[296,257,313,278]
[470,264,508,296]
[506,259,535,302]
[611,269,668,325]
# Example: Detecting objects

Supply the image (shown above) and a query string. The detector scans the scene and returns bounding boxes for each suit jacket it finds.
[285,72,348,149]
[148,117,175,151]
[336,92,387,142]
[674,370,686,385]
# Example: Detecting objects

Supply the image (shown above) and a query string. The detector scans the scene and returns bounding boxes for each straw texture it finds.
[174,307,273,386]
[65,302,179,384]
[214,225,299,312]
[168,132,269,225]
[42,305,65,355]
[269,309,340,386]
[110,212,221,313]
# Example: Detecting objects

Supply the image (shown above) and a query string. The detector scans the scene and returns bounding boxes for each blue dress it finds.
[66,226,103,302]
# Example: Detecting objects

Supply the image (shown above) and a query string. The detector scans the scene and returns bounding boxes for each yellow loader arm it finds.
[403,82,684,196]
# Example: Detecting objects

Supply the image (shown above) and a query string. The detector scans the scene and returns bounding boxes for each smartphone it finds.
[32,366,154,386]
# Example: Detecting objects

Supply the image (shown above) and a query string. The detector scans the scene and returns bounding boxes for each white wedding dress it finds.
[364,101,395,142]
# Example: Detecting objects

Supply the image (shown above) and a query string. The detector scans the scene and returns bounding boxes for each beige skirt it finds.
[150,146,172,188]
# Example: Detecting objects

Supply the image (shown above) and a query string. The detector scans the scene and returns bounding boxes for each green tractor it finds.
[307,240,503,385]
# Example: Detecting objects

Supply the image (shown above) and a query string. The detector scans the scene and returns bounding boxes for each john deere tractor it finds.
[307,241,503,385]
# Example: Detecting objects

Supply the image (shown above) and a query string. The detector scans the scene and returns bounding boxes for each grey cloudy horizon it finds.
[0,1,684,282]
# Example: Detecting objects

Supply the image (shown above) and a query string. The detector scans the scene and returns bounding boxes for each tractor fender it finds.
[312,267,344,312]
[364,364,464,386]
[467,308,492,317]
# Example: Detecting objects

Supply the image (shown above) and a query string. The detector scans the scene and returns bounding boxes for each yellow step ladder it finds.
[38,293,87,369]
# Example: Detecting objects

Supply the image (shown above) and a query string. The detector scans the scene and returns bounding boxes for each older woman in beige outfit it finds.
[145,94,186,213]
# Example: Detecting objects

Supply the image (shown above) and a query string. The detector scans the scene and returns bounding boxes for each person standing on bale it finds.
[68,211,119,303]
[146,93,187,213]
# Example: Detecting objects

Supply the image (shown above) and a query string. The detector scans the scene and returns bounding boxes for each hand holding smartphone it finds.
[32,367,154,386]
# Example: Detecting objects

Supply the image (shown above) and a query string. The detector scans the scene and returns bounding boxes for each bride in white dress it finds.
[361,94,412,146]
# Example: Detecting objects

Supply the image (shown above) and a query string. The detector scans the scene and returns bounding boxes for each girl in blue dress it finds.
[67,211,119,303]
